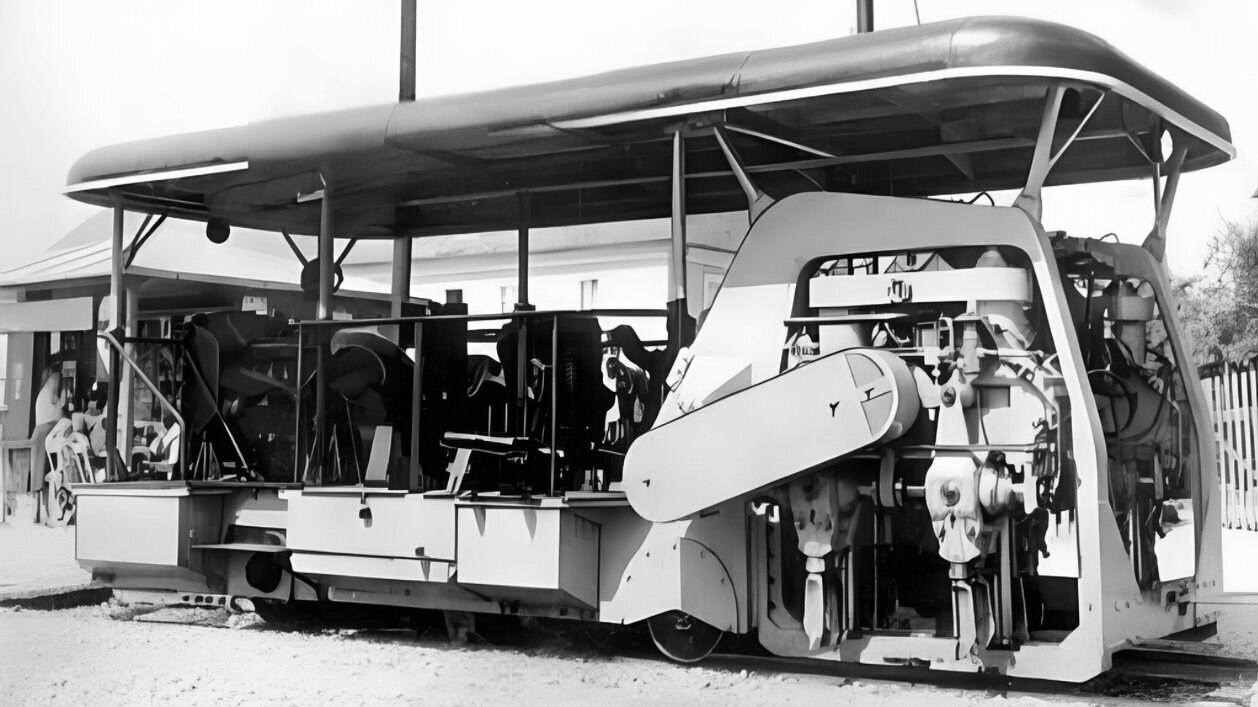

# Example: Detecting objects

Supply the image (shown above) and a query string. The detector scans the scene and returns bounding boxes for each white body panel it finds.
[625,348,919,522]
[455,504,599,608]
[286,489,456,561]
[75,487,225,568]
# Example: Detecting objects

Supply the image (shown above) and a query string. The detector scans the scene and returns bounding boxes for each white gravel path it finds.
[0,602,1126,707]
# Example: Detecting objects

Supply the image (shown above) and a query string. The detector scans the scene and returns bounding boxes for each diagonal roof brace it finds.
[1048,90,1107,173]
[1013,85,1067,222]
[1013,87,1105,222]
[721,123,834,159]
[123,210,169,269]
[1141,137,1187,263]
[713,126,775,223]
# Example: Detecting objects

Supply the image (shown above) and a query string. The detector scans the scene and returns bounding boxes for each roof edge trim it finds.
[65,160,251,194]
[552,65,1235,159]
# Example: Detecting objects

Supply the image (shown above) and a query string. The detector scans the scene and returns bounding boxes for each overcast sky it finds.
[1,0,1254,277]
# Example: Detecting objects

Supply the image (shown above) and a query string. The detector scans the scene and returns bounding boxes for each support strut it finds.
[311,167,334,482]
[106,196,124,480]
[669,131,688,351]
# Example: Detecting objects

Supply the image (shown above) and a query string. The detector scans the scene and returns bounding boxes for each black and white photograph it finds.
[2,1,1258,704]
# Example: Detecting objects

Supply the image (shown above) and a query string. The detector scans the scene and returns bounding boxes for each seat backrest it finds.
[496,315,613,446]
[182,323,221,432]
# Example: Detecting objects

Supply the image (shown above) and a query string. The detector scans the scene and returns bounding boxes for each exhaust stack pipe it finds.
[856,0,874,33]
[400,0,416,102]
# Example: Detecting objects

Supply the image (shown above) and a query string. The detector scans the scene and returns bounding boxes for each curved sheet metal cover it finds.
[65,16,1232,238]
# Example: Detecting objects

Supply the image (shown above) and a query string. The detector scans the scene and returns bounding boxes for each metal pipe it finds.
[318,171,335,320]
[280,230,309,266]
[517,192,531,308]
[399,0,417,102]
[1047,91,1106,172]
[106,197,124,480]
[712,126,760,214]
[410,323,423,490]
[856,0,874,33]
[550,315,558,495]
[111,199,124,326]
[294,324,304,483]
[1146,141,1188,262]
[669,131,688,351]
[516,192,531,436]
[333,238,359,268]
[297,307,668,327]
[390,236,412,343]
[1151,161,1162,216]
[314,170,333,482]
[120,285,139,473]
[1013,85,1066,221]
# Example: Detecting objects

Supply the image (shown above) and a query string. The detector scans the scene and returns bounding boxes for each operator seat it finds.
[328,328,416,487]
[495,315,614,492]
[183,311,296,481]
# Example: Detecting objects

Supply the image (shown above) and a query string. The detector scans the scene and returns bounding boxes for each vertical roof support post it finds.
[1013,85,1066,223]
[312,167,334,483]
[1142,140,1188,263]
[318,169,335,321]
[389,236,412,341]
[110,198,124,326]
[120,284,139,477]
[516,192,531,309]
[409,322,423,491]
[105,196,124,480]
[515,192,533,436]
[668,131,688,350]
[394,0,417,345]
[549,314,558,495]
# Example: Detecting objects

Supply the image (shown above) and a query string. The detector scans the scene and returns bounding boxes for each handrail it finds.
[295,308,669,328]
[96,331,186,481]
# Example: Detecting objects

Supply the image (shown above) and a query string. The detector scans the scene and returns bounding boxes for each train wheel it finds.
[647,610,723,663]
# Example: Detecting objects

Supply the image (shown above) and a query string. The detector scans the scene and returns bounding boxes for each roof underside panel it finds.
[64,17,1233,239]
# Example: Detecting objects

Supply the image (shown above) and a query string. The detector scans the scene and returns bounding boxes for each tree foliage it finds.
[1175,217,1258,363]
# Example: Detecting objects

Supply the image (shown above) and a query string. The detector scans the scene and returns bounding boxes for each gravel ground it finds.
[0,602,1079,707]
[3,600,1257,707]
[0,523,91,596]
[4,524,1258,705]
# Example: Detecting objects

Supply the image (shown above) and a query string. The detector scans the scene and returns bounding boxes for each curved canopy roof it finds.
[65,16,1234,239]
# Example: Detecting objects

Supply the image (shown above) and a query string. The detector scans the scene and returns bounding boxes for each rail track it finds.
[703,647,1256,705]
[107,595,1258,705]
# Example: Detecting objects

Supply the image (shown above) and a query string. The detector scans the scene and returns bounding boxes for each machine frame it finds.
[63,16,1233,683]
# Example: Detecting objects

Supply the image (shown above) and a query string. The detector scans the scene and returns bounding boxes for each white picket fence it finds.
[1202,361,1258,530]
